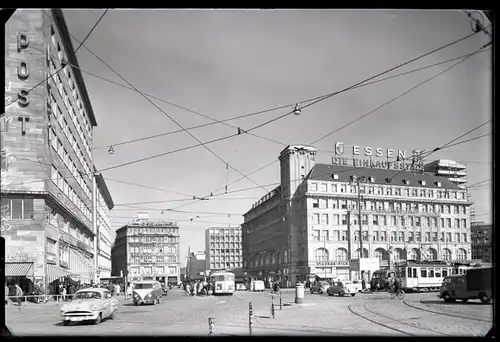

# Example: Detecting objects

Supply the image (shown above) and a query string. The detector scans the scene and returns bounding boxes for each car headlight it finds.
[90,305,98,311]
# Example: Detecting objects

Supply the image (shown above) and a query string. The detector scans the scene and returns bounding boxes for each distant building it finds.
[471,222,492,263]
[187,251,206,281]
[242,145,472,286]
[111,213,180,285]
[205,227,243,271]
[424,160,467,189]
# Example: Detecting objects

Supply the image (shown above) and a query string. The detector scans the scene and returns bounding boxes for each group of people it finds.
[182,280,213,296]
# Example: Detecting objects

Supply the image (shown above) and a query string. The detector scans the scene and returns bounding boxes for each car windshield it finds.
[134,283,153,289]
[75,291,102,300]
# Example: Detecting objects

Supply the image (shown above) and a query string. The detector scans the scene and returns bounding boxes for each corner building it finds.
[2,10,113,293]
[242,145,472,286]
[111,219,180,286]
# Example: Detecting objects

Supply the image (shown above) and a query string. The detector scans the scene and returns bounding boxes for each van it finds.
[251,280,265,292]
[439,267,492,304]
[132,281,162,305]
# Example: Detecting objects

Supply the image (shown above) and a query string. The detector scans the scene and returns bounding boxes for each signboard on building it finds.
[47,253,56,265]
[315,261,349,267]
[332,142,425,171]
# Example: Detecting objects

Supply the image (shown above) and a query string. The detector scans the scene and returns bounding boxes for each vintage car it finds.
[310,281,331,294]
[327,281,360,297]
[60,288,119,326]
[132,281,162,305]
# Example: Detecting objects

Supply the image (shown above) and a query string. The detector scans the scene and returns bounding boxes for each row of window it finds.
[128,245,178,254]
[128,227,178,234]
[129,266,178,274]
[209,229,242,235]
[248,250,289,268]
[209,235,241,241]
[0,199,34,219]
[210,262,242,269]
[50,26,93,140]
[50,133,92,200]
[211,249,242,255]
[210,243,242,249]
[311,229,468,243]
[210,256,242,262]
[127,236,179,243]
[129,255,178,263]
[309,198,467,215]
[310,213,467,229]
[49,96,91,178]
[51,165,91,222]
[309,182,466,200]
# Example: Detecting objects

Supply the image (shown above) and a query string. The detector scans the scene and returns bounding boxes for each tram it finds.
[394,260,484,292]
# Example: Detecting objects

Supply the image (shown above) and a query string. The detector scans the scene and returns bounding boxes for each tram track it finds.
[347,304,414,336]
[362,303,450,336]
[402,299,491,323]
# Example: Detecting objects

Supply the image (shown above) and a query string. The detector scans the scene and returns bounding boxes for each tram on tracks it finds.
[393,259,484,292]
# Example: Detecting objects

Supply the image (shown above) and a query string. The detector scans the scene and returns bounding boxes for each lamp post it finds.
[350,175,366,260]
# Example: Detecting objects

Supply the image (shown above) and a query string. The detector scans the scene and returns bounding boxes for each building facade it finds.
[95,171,114,279]
[186,251,207,281]
[471,222,492,263]
[111,216,180,285]
[424,159,467,189]
[1,9,113,293]
[242,145,473,286]
[205,227,243,271]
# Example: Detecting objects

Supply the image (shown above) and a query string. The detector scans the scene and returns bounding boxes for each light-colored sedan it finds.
[310,281,331,294]
[327,281,359,297]
[60,288,119,326]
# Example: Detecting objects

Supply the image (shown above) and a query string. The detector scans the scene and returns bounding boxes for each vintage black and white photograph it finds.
[1,8,493,337]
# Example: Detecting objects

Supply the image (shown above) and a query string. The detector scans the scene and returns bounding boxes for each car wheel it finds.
[63,320,70,326]
[310,289,314,294]
[480,294,491,304]
[328,293,333,296]
[351,293,355,297]
[339,291,345,297]
[461,299,469,303]
[134,302,138,306]
[94,313,102,325]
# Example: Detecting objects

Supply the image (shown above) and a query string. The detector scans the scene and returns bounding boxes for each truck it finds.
[439,266,493,304]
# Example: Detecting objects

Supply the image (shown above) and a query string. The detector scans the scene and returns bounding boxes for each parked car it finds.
[310,281,331,294]
[327,281,359,297]
[251,280,265,292]
[60,288,119,326]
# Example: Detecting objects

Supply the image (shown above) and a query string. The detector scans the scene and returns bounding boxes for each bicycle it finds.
[389,288,405,300]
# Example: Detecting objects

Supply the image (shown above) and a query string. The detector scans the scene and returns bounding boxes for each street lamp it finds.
[349,175,366,259]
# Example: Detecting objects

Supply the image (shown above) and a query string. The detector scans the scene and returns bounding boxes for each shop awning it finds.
[5,262,34,277]
[47,264,71,283]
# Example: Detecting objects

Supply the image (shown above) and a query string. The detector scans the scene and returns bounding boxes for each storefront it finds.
[310,261,350,282]
[5,262,35,295]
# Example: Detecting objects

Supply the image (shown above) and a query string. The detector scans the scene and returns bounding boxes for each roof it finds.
[307,164,463,190]
[51,9,98,127]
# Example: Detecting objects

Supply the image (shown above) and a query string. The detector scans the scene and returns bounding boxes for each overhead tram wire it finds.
[5,9,109,109]
[69,48,480,151]
[69,35,270,194]
[5,30,485,187]
[172,44,488,211]
[467,179,491,188]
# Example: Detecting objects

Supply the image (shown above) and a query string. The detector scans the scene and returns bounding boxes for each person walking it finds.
[14,284,24,306]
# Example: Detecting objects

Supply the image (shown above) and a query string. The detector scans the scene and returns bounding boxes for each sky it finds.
[61,9,492,266]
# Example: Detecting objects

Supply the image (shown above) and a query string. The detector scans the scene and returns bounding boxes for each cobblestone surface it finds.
[5,289,494,336]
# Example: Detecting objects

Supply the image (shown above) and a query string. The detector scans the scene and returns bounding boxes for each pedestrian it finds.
[61,286,67,301]
[5,283,10,305]
[14,284,24,306]
[68,284,75,301]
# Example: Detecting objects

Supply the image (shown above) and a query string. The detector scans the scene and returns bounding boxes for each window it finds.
[362,215,368,225]
[312,214,319,225]
[341,214,347,225]
[1,198,34,220]
[320,214,329,225]
[415,217,421,227]
[319,199,327,209]
[320,183,328,192]
[421,269,427,278]
[340,185,347,193]
[333,214,339,225]
[312,199,319,208]
[310,183,317,191]
[373,215,379,226]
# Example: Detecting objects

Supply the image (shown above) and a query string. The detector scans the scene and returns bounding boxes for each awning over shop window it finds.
[47,264,71,283]
[5,262,34,277]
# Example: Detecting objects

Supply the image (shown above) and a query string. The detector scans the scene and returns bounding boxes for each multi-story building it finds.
[111,214,180,286]
[471,221,492,263]
[94,170,114,279]
[1,9,113,293]
[425,159,467,189]
[205,227,243,271]
[242,145,472,286]
[186,251,207,281]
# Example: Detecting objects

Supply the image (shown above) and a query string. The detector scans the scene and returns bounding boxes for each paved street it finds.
[6,289,493,336]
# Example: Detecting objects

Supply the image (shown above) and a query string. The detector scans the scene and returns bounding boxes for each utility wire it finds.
[174,44,488,211]
[80,48,487,151]
[70,35,270,194]
[5,9,108,108]
[467,178,491,188]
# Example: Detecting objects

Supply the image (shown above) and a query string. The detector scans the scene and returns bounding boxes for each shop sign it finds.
[6,252,34,262]
[47,253,56,265]
[316,261,349,267]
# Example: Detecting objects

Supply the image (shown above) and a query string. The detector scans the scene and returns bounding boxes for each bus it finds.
[211,271,235,295]
[370,269,395,291]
